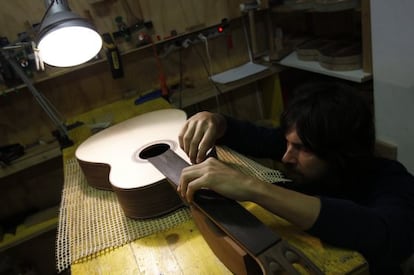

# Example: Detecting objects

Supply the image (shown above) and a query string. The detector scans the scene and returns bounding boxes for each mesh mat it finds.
[56,146,287,272]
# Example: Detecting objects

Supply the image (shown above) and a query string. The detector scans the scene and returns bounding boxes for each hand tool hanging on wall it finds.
[102,33,124,79]
[0,37,22,87]
[111,0,153,47]
[115,16,132,42]
[120,0,143,26]
[138,33,169,98]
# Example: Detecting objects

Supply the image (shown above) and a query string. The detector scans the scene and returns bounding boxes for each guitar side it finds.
[75,109,189,219]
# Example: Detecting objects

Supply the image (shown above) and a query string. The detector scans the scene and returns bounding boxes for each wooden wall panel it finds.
[0,1,44,42]
[0,0,245,42]
[0,0,268,146]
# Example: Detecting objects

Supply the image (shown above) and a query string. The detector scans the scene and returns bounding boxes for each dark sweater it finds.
[218,116,414,275]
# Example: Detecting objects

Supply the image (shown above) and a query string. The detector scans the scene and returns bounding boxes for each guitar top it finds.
[75,108,190,189]
[75,109,190,219]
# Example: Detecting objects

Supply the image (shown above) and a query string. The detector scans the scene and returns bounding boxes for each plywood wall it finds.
[0,0,270,146]
[0,0,246,42]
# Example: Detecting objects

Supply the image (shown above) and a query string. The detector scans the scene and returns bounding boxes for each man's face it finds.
[282,128,329,184]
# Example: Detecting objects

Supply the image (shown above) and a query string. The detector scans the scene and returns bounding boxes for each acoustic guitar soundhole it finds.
[139,143,170,159]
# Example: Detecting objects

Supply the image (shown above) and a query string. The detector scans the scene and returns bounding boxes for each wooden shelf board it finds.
[170,65,282,108]
[271,0,360,13]
[278,52,372,83]
[1,21,233,95]
[0,141,62,178]
[0,206,59,252]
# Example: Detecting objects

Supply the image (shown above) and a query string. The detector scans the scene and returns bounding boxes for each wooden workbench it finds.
[71,215,370,275]
[71,219,230,274]
[70,200,369,275]
[60,97,368,275]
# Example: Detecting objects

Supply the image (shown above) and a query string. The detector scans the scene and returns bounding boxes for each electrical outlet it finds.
[181,39,192,48]
[198,33,207,41]
[158,18,229,57]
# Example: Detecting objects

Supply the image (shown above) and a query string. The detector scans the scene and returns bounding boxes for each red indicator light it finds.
[218,26,224,33]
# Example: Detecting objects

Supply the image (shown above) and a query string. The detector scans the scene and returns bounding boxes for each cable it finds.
[178,47,183,109]
[38,0,57,30]
[191,44,231,113]
[241,14,254,63]
[198,33,213,76]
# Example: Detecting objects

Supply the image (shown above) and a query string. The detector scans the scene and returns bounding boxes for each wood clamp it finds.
[148,148,323,275]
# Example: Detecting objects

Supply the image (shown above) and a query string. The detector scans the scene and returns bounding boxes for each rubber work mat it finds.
[55,146,287,272]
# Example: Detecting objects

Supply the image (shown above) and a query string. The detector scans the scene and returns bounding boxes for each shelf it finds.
[169,65,282,108]
[0,21,231,96]
[0,141,62,178]
[278,51,372,83]
[271,0,360,13]
[0,206,59,252]
[0,56,109,95]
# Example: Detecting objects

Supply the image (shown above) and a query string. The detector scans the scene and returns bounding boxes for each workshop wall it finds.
[0,0,270,146]
[0,0,247,43]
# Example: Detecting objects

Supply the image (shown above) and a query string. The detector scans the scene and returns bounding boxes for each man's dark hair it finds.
[280,81,376,178]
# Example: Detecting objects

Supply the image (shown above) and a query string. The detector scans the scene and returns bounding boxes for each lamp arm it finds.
[0,48,71,146]
[44,0,70,15]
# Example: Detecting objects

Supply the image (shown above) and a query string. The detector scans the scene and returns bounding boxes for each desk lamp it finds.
[37,0,102,67]
[0,0,102,148]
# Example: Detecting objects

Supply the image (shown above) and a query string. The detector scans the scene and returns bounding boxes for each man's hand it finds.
[178,112,227,164]
[178,157,321,230]
[178,157,257,203]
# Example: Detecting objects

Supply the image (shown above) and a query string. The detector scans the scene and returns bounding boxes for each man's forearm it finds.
[251,182,321,230]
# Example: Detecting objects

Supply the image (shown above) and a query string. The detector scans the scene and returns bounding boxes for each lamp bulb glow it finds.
[38,26,102,67]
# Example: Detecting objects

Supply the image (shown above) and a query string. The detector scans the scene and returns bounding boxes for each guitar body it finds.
[75,109,190,219]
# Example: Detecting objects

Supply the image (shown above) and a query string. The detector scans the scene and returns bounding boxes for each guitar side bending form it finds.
[178,81,414,275]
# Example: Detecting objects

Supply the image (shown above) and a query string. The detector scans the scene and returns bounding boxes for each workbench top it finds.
[70,201,368,275]
[59,96,368,275]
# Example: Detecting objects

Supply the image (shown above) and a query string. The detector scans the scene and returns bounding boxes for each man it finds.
[177,82,414,275]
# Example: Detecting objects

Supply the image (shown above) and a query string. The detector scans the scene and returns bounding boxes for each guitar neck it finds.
[148,149,322,275]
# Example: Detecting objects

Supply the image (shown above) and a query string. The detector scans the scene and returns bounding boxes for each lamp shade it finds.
[37,1,102,67]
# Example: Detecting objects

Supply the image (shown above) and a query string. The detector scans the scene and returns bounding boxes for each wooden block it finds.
[375,140,398,160]
[361,0,372,74]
